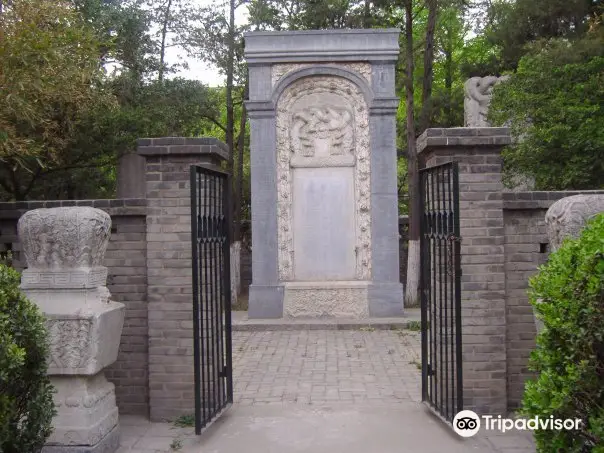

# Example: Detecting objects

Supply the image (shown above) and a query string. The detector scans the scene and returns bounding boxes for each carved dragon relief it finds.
[276,76,371,281]
[291,107,354,157]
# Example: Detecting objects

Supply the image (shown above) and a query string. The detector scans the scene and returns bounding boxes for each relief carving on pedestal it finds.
[276,76,371,281]
[47,318,92,369]
[272,63,372,87]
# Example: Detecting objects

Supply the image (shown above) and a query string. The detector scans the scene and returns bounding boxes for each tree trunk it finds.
[233,78,248,241]
[419,0,438,132]
[404,0,421,308]
[226,0,236,237]
[444,44,453,126]
[158,0,172,82]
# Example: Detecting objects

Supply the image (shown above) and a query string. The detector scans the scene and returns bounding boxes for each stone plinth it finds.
[18,207,125,453]
[244,29,404,319]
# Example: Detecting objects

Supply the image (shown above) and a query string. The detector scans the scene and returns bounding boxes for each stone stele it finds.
[245,30,403,319]
[18,207,125,453]
[464,75,509,127]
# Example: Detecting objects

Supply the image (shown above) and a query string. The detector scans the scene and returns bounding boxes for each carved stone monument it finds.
[464,75,509,127]
[18,207,125,453]
[245,30,403,318]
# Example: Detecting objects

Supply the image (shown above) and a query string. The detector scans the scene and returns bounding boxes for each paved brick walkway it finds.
[118,328,535,453]
[232,329,422,406]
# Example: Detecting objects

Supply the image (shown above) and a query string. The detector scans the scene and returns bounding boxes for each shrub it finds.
[0,264,55,453]
[522,214,604,452]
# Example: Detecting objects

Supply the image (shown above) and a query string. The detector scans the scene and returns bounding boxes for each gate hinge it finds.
[427,364,435,376]
[219,366,229,378]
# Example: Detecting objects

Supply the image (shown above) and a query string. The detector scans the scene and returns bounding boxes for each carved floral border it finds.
[276,76,372,281]
[271,63,372,87]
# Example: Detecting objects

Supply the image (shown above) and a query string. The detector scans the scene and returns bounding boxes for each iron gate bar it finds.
[190,165,233,436]
[419,161,462,425]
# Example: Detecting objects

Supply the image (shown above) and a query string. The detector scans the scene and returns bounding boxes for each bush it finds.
[522,214,604,452]
[0,264,55,453]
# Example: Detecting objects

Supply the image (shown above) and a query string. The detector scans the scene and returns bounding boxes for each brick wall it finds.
[419,128,510,416]
[502,190,604,409]
[0,199,149,416]
[138,137,228,421]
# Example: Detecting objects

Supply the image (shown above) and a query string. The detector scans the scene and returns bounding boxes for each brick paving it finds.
[232,329,422,406]
[118,328,535,453]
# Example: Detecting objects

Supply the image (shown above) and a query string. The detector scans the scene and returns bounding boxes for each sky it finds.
[163,0,250,87]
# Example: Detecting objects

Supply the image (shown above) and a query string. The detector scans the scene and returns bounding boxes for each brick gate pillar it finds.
[417,127,511,417]
[137,137,228,421]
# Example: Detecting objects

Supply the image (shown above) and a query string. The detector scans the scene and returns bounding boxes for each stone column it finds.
[18,207,125,453]
[245,29,403,319]
[418,127,511,416]
[137,137,228,421]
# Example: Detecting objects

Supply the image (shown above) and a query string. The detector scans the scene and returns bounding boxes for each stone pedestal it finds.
[244,29,404,319]
[17,207,125,453]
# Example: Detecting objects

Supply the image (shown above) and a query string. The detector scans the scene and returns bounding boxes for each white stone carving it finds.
[18,207,124,452]
[18,207,111,269]
[276,75,371,281]
[283,282,369,318]
[291,107,354,157]
[545,194,604,251]
[464,75,509,127]
[47,318,92,369]
[272,63,372,86]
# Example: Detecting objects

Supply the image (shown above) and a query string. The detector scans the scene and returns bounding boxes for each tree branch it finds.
[200,115,227,132]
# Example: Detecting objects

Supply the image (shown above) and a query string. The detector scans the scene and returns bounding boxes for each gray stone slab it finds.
[43,425,120,453]
[244,29,400,64]
[248,284,284,319]
[232,308,419,331]
[368,281,405,317]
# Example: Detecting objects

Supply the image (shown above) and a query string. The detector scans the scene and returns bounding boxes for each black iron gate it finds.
[190,165,233,435]
[419,161,463,424]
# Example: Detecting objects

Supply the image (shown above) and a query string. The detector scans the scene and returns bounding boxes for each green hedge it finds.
[523,214,604,452]
[0,264,55,453]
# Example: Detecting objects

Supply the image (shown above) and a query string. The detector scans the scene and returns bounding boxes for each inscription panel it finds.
[292,167,356,281]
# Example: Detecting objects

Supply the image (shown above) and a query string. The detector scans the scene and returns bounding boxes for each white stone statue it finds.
[545,194,604,251]
[18,207,125,453]
[464,76,509,127]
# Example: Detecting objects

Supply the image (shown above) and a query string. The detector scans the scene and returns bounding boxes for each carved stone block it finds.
[44,307,124,376]
[46,375,118,447]
[545,194,604,251]
[21,268,109,290]
[283,281,369,318]
[18,207,111,271]
[18,207,123,453]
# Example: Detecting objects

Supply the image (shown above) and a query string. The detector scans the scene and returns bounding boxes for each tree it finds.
[489,27,604,190]
[0,0,114,199]
[484,0,601,71]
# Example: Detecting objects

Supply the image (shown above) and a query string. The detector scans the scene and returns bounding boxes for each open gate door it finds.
[190,165,233,435]
[419,161,463,424]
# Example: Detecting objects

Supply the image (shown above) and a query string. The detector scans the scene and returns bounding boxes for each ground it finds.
[118,322,536,453]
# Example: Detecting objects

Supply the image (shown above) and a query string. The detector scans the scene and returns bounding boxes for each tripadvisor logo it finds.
[453,410,583,437]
